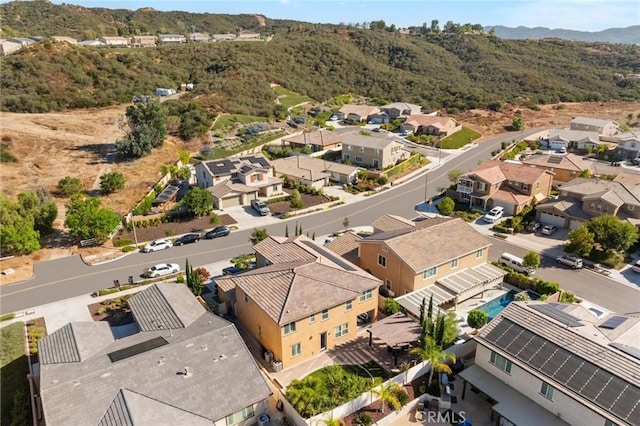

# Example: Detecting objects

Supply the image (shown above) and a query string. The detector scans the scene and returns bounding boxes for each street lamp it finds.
[130,210,139,249]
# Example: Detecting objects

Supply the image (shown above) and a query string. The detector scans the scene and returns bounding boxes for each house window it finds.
[590,202,596,210]
[244,293,248,303]
[321,309,329,321]
[360,146,365,152]
[250,175,256,182]
[291,342,302,358]
[345,300,353,311]
[477,182,486,191]
[385,279,392,290]
[334,323,348,338]
[310,313,316,323]
[373,159,379,168]
[476,249,483,258]
[226,405,255,425]
[378,254,387,268]
[360,289,372,301]
[355,156,363,163]
[540,382,555,400]
[273,184,279,191]
[283,321,297,335]
[522,184,529,192]
[490,351,512,373]
[451,258,458,268]
[258,325,261,336]
[423,267,436,279]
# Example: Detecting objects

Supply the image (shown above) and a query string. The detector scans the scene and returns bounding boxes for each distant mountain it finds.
[484,25,640,44]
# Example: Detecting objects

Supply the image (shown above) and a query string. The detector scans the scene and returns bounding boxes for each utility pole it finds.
[424,173,429,202]
[131,210,139,248]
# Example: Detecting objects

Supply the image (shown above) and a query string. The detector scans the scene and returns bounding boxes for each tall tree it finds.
[419,297,426,325]
[64,195,120,242]
[0,195,41,255]
[566,225,595,257]
[181,187,213,217]
[410,337,456,392]
[116,102,167,158]
[435,313,445,346]
[587,215,639,252]
[374,381,402,413]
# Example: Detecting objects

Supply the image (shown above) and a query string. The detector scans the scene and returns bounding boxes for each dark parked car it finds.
[174,233,201,245]
[222,266,243,276]
[525,221,541,233]
[204,226,230,239]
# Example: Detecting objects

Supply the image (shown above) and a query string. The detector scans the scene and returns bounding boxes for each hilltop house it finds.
[338,105,381,123]
[158,34,186,44]
[51,36,77,45]
[215,235,381,370]
[282,129,343,152]
[130,35,156,47]
[271,156,361,187]
[401,115,462,137]
[521,153,594,183]
[570,116,620,137]
[37,283,272,426]
[99,36,128,47]
[341,133,411,169]
[541,128,601,152]
[612,130,640,160]
[454,159,554,215]
[237,31,261,40]
[535,170,640,229]
[188,33,210,43]
[379,102,423,119]
[195,154,282,209]
[463,302,640,426]
[212,33,237,42]
[0,39,22,55]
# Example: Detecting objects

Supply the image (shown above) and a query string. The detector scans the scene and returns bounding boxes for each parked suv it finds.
[483,206,505,223]
[555,254,583,269]
[251,199,270,216]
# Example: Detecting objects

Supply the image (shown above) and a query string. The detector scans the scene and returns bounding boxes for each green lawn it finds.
[212,114,270,130]
[273,86,315,109]
[440,126,482,149]
[205,130,286,159]
[1,322,32,426]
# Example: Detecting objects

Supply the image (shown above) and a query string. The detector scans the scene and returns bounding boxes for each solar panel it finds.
[553,355,583,384]
[108,336,169,363]
[483,320,513,344]
[547,156,563,164]
[611,385,640,423]
[531,304,582,327]
[609,342,640,360]
[529,342,554,370]
[517,335,544,362]
[599,316,627,330]
[504,329,534,356]
[566,361,596,393]
[540,347,570,377]
[581,369,612,400]
[596,376,628,410]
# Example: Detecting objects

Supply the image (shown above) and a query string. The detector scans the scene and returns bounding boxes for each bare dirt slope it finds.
[0,102,637,285]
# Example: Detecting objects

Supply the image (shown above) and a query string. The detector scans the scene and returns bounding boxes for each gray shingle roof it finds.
[39,322,114,364]
[128,283,204,331]
[39,285,271,426]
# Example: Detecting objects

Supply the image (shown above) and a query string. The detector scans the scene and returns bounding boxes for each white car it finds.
[483,206,505,223]
[141,239,173,253]
[631,260,640,273]
[144,263,180,278]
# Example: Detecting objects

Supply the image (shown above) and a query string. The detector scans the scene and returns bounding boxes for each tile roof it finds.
[338,104,380,117]
[571,116,618,127]
[477,302,640,426]
[560,177,640,206]
[39,322,114,364]
[217,261,381,325]
[271,157,359,181]
[536,199,591,219]
[404,115,455,128]
[475,160,549,184]
[548,128,600,142]
[253,236,318,264]
[128,283,205,331]
[371,214,416,233]
[490,187,533,205]
[202,154,271,177]
[342,133,401,150]
[283,130,343,147]
[325,231,362,264]
[363,218,491,273]
[208,175,282,198]
[522,153,593,172]
[39,284,271,426]
[380,102,422,113]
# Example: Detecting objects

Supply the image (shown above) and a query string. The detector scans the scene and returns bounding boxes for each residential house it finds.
[237,30,261,40]
[282,129,343,152]
[535,170,640,229]
[100,36,129,48]
[51,36,77,45]
[271,156,361,187]
[195,154,282,209]
[521,153,594,183]
[454,159,554,215]
[215,235,381,369]
[77,39,106,47]
[401,115,462,137]
[342,133,411,169]
[211,33,237,42]
[188,32,210,43]
[338,105,381,123]
[8,37,36,47]
[541,128,601,151]
[380,102,423,119]
[570,116,620,136]
[158,34,186,44]
[130,35,157,47]
[463,301,640,426]
[37,283,272,426]
[613,130,640,160]
[367,111,390,125]
[0,39,21,55]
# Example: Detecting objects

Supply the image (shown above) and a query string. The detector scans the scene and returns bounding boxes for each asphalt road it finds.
[4,129,636,315]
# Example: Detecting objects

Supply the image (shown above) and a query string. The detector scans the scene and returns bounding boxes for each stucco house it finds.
[282,129,343,152]
[540,128,601,152]
[612,130,640,160]
[158,34,186,44]
[188,33,210,42]
[570,116,620,137]
[37,283,272,426]
[99,36,128,47]
[195,154,282,209]
[454,160,554,215]
[212,33,237,42]
[401,115,462,137]
[338,105,381,123]
[215,235,381,370]
[463,301,640,426]
[271,156,361,187]
[379,102,423,119]
[521,153,594,184]
[130,35,157,47]
[535,170,640,229]
[51,36,77,45]
[342,133,411,169]
[0,39,22,55]
[237,30,261,40]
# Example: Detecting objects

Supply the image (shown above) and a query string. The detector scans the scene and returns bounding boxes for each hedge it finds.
[114,238,135,247]
[493,262,561,295]
[0,313,15,322]
[385,154,422,177]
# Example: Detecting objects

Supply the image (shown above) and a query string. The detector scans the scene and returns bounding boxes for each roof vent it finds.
[185,342,194,348]
[100,372,112,378]
[157,356,165,366]
[183,367,191,377]
[201,345,208,351]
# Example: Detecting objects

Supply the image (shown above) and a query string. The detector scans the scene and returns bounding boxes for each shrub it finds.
[376,176,388,185]
[536,279,560,295]
[290,189,303,209]
[354,413,373,426]
[176,275,185,284]
[0,313,15,322]
[436,197,455,216]
[113,238,134,247]
[121,245,136,253]
[99,172,125,195]
[383,298,401,314]
[467,309,489,330]
[58,176,84,197]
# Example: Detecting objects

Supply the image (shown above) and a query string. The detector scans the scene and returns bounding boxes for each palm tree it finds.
[410,337,456,394]
[374,381,402,414]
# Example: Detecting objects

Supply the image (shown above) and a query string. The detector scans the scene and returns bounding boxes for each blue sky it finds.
[40,0,639,32]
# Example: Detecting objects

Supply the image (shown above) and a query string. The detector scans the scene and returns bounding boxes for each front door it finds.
[320,332,327,351]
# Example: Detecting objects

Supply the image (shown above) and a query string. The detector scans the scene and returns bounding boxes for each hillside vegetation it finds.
[1,3,639,116]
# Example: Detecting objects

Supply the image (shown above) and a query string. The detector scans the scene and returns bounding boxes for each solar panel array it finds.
[483,319,640,426]
[530,304,583,327]
[547,156,563,164]
[600,316,628,330]
[108,336,168,363]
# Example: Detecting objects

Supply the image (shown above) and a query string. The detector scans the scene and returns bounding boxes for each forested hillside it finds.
[1,2,639,115]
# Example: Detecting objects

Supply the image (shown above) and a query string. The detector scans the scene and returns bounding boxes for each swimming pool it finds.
[478,290,538,321]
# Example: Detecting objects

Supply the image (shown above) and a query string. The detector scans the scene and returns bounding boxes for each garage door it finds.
[569,219,584,230]
[220,195,242,208]
[540,212,566,228]
[490,200,515,216]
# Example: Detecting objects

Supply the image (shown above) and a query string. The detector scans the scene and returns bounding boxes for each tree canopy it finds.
[181,187,213,217]
[586,215,639,252]
[116,102,167,158]
[64,195,121,242]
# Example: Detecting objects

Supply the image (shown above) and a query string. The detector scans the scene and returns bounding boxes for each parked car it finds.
[525,221,541,233]
[141,239,173,252]
[222,266,243,276]
[143,263,180,278]
[557,147,567,154]
[631,260,640,273]
[174,233,201,245]
[204,226,230,239]
[556,254,583,269]
[483,206,505,223]
[541,225,558,235]
[251,199,270,216]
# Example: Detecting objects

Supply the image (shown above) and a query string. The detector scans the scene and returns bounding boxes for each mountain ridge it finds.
[484,25,640,44]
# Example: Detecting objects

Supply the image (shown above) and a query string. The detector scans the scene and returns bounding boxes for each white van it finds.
[498,252,536,276]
